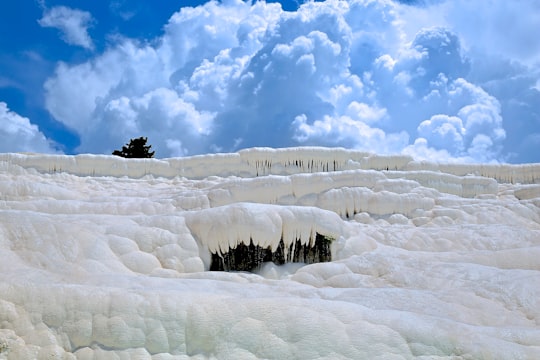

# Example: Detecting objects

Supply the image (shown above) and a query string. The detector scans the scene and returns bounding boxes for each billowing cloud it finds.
[399,0,540,66]
[39,6,94,50]
[0,102,59,153]
[417,114,465,153]
[42,0,540,162]
[398,0,540,162]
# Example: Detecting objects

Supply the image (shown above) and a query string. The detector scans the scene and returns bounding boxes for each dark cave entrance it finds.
[210,233,332,272]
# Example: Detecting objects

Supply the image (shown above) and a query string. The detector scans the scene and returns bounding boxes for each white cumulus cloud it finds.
[42,0,540,162]
[0,102,59,153]
[417,114,465,153]
[38,6,94,50]
[399,0,540,66]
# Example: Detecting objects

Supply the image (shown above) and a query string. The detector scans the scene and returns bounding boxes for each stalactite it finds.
[210,233,333,272]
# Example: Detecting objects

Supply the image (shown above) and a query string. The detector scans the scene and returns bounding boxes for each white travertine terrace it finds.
[4,147,539,183]
[184,203,341,266]
[0,147,539,359]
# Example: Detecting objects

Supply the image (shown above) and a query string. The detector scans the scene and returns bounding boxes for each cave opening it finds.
[210,233,333,272]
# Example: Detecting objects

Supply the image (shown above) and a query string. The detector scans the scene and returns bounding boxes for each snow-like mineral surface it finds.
[1,147,539,359]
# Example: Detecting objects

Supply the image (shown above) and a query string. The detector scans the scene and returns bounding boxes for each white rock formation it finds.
[0,147,539,359]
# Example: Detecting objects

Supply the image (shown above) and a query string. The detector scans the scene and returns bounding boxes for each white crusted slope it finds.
[0,147,539,359]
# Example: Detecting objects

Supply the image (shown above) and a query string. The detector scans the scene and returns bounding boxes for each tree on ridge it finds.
[112,137,155,158]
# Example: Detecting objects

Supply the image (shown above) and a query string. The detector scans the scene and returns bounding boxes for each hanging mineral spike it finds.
[210,234,333,272]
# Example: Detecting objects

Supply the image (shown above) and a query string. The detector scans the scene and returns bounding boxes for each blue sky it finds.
[1,0,539,163]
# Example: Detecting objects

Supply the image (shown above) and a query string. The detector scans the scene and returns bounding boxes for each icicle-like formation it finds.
[238,147,371,175]
[206,170,496,218]
[359,154,414,171]
[0,153,175,178]
[2,148,540,184]
[385,171,498,198]
[316,187,436,218]
[207,175,295,207]
[406,161,540,184]
[209,234,333,271]
[183,203,342,265]
[207,170,386,207]
[0,152,252,179]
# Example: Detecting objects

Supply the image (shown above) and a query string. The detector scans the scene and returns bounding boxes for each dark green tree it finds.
[112,137,155,158]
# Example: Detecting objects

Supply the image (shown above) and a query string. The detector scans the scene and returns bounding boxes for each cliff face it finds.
[210,234,333,272]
